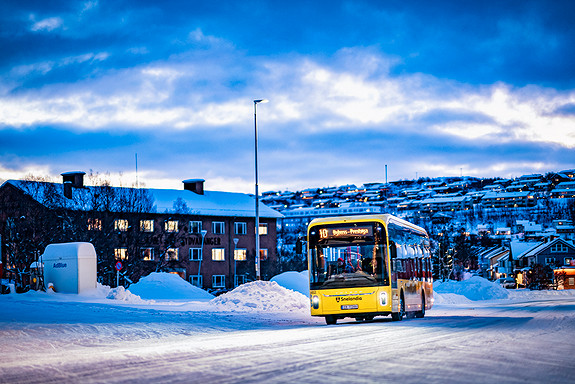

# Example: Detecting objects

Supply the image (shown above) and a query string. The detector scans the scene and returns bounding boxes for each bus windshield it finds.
[310,243,388,289]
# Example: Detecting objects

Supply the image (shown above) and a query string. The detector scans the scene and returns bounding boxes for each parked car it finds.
[497,277,516,289]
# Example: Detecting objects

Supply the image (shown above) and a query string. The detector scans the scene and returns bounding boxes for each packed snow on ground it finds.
[2,271,575,383]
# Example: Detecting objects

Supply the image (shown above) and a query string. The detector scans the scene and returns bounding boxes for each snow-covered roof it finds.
[5,180,282,219]
[516,238,575,259]
[510,240,543,259]
[149,188,283,218]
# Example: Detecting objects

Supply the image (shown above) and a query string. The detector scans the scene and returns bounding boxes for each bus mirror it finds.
[296,237,304,254]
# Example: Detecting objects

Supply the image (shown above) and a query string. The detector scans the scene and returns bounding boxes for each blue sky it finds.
[1,0,574,193]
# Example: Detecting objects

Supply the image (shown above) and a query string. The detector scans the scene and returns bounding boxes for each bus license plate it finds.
[341,304,359,310]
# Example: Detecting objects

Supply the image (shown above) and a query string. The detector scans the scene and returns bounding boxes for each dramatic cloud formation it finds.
[1,0,574,192]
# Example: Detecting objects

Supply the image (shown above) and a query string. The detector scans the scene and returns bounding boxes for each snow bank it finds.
[127,272,214,301]
[270,270,309,296]
[433,276,509,301]
[211,280,309,312]
[106,286,149,304]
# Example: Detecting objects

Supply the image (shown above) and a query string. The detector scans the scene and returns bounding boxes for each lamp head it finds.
[254,99,269,104]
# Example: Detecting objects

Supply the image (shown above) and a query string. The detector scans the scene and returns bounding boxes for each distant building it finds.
[0,172,282,290]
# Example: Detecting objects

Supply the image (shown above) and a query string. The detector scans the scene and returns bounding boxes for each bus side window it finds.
[389,241,397,272]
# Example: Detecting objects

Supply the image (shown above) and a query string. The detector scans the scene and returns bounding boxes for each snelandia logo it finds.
[336,296,362,302]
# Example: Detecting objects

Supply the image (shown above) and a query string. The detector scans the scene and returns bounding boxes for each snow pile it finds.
[127,272,214,300]
[271,270,309,296]
[434,276,509,302]
[211,280,309,312]
[106,285,149,304]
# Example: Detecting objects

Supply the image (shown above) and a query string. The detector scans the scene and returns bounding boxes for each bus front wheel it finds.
[325,315,337,325]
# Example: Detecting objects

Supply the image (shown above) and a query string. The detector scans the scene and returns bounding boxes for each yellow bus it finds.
[307,214,433,325]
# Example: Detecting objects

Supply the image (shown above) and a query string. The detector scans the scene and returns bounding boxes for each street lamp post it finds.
[197,229,208,287]
[253,99,268,280]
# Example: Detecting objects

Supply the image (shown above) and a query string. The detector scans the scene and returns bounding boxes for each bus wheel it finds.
[391,293,405,321]
[325,315,337,325]
[415,294,426,318]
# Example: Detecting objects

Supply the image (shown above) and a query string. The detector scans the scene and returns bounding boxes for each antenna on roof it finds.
[135,153,139,188]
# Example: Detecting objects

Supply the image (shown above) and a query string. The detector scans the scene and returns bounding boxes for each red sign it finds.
[115,261,123,271]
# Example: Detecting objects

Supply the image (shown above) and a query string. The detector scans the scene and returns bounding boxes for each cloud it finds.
[1,1,575,191]
[30,16,63,32]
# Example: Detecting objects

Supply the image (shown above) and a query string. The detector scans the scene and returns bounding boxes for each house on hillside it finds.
[513,238,575,288]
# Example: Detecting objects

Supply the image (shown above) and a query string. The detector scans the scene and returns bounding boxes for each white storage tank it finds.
[42,242,97,294]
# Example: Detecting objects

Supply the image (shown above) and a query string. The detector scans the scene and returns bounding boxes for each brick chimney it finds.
[61,171,86,199]
[183,179,205,195]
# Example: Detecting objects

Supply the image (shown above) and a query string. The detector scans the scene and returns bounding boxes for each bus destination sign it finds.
[319,226,373,239]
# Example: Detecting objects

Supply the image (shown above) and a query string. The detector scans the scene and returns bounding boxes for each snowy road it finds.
[1,293,574,384]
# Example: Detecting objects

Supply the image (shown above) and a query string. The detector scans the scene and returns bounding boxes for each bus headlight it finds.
[379,291,388,306]
[311,295,320,309]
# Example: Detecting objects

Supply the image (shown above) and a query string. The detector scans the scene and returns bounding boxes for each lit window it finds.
[258,223,268,235]
[165,248,179,261]
[212,275,225,288]
[140,219,154,232]
[259,248,268,261]
[190,248,202,261]
[189,275,202,287]
[165,220,178,233]
[212,221,225,234]
[114,248,128,260]
[114,219,129,231]
[87,218,102,231]
[190,221,203,234]
[235,222,247,235]
[234,248,247,261]
[141,248,154,261]
[212,248,225,261]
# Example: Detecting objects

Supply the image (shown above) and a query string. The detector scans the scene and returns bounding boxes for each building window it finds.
[212,275,225,288]
[259,248,268,261]
[189,275,202,287]
[140,219,154,232]
[259,223,268,235]
[165,220,179,233]
[565,257,573,266]
[87,218,102,231]
[234,222,247,235]
[551,243,568,253]
[212,221,225,234]
[114,219,129,232]
[115,248,128,260]
[165,248,179,261]
[234,248,247,261]
[545,257,556,265]
[235,275,246,287]
[190,221,203,234]
[212,248,225,261]
[190,248,202,261]
[141,248,154,261]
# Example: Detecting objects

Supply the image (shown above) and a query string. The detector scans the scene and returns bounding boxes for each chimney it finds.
[183,179,205,195]
[61,171,86,188]
[61,171,85,199]
[63,181,73,199]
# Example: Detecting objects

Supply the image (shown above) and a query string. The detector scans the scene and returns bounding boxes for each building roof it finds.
[515,238,575,259]
[4,180,283,219]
